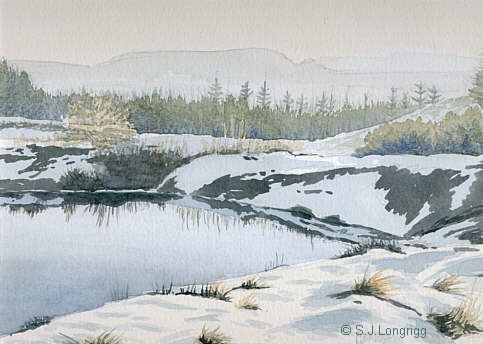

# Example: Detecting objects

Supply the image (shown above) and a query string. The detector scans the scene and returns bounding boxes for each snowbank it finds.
[2,245,481,343]
[166,153,481,236]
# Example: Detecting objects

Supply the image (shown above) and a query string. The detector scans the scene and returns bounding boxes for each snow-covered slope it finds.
[3,246,481,344]
[302,97,476,156]
[162,152,482,241]
[0,100,480,243]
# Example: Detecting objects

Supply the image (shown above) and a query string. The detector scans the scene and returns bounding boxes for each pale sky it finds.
[1,0,482,65]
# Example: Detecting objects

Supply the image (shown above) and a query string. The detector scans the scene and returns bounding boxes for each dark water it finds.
[0,202,343,335]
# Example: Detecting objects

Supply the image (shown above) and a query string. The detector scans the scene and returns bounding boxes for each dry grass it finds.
[110,282,129,302]
[178,282,232,302]
[432,275,464,294]
[264,252,287,271]
[336,239,404,258]
[58,330,122,344]
[206,283,232,301]
[352,270,394,298]
[428,295,483,339]
[236,295,261,310]
[195,326,232,344]
[17,316,52,333]
[240,276,267,289]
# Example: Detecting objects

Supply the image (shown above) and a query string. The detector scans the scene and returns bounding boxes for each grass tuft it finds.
[59,168,105,192]
[88,146,185,190]
[352,270,394,298]
[58,330,122,344]
[264,252,287,271]
[148,282,174,295]
[236,295,261,310]
[240,276,267,290]
[16,316,53,333]
[203,283,232,301]
[59,146,188,191]
[337,239,403,258]
[428,295,482,339]
[432,275,464,294]
[110,282,129,302]
[195,326,231,344]
[177,282,232,302]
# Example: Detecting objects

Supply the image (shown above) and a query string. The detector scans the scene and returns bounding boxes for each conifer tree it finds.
[296,94,308,115]
[256,80,271,109]
[342,95,352,111]
[327,92,336,114]
[282,90,293,112]
[401,92,410,109]
[389,87,398,109]
[469,55,483,106]
[412,82,426,107]
[363,93,369,110]
[239,81,253,104]
[208,77,223,103]
[427,85,442,104]
[316,92,329,115]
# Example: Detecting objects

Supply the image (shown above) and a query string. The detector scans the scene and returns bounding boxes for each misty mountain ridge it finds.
[10,48,479,103]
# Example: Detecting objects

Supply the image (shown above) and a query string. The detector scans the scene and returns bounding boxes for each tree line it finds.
[1,57,482,141]
[0,59,67,120]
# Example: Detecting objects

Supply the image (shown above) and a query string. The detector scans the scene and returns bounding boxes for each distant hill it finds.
[11,48,479,104]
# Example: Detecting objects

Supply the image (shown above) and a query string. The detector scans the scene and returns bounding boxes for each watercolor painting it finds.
[1,0,482,343]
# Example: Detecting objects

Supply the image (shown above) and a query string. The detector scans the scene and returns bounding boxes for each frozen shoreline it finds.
[2,245,482,344]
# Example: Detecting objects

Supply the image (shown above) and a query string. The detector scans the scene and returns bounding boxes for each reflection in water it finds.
[9,200,149,227]
[64,201,156,227]
[5,192,314,237]
[0,200,344,335]
[8,204,47,218]
[5,191,174,227]
[175,204,299,237]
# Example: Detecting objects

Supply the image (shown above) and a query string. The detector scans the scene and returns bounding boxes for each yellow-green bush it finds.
[58,92,136,148]
[357,106,482,156]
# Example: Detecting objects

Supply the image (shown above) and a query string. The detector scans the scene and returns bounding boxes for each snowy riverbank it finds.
[2,244,482,344]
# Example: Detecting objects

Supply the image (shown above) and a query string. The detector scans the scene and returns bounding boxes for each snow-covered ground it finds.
[0,98,481,342]
[301,97,475,156]
[1,98,475,154]
[0,145,94,181]
[0,116,64,127]
[164,152,481,237]
[0,128,55,142]
[119,98,478,157]
[0,116,66,148]
[1,143,478,240]
[2,245,481,344]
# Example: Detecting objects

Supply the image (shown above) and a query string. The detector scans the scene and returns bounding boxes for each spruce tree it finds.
[282,90,293,112]
[296,94,308,115]
[389,87,398,109]
[239,81,253,104]
[427,85,442,104]
[469,55,483,106]
[363,93,369,110]
[412,82,426,107]
[327,92,336,114]
[208,77,223,103]
[342,94,352,111]
[401,92,410,109]
[256,80,271,109]
[316,92,329,115]
[0,59,15,116]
